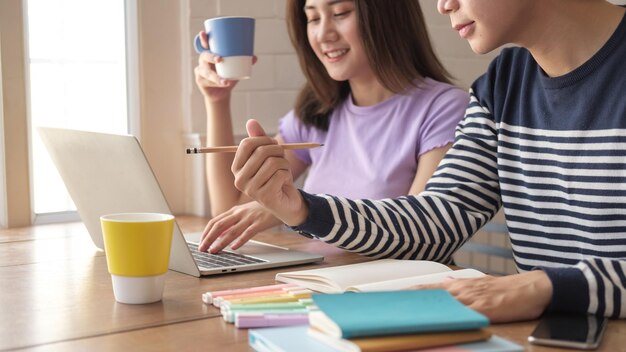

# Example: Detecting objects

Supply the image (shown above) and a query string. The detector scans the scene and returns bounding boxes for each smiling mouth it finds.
[325,49,348,59]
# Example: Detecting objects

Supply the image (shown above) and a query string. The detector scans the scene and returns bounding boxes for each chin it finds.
[468,36,505,55]
[468,42,498,55]
[326,71,350,82]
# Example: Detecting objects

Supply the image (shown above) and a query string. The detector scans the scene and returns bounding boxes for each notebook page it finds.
[275,259,451,293]
[347,268,485,292]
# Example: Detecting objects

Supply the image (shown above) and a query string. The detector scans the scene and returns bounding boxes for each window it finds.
[26,0,134,222]
[0,91,5,228]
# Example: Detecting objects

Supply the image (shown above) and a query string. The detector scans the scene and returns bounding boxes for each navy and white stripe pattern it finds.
[298,91,626,318]
[295,20,626,318]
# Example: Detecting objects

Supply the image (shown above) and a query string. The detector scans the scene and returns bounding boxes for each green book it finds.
[310,289,489,339]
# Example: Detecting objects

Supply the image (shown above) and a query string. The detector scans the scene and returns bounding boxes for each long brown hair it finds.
[286,0,452,130]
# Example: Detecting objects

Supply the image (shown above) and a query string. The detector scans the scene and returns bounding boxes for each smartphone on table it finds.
[528,313,608,350]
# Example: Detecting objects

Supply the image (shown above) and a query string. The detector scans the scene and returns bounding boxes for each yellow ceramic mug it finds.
[101,213,174,304]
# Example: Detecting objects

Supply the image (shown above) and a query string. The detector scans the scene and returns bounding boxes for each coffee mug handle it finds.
[194,32,213,54]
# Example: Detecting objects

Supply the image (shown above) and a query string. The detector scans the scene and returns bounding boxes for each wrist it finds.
[204,94,230,106]
[520,270,553,318]
[282,192,309,227]
[530,270,553,300]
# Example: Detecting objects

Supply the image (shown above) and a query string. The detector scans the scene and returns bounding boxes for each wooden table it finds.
[0,216,624,351]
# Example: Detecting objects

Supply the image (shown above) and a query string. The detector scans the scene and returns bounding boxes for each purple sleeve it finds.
[278,110,313,165]
[417,87,469,157]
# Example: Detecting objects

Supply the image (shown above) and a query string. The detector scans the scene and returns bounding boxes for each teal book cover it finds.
[311,289,489,339]
[249,325,338,352]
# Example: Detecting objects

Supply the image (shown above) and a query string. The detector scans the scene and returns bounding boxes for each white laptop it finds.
[38,127,323,277]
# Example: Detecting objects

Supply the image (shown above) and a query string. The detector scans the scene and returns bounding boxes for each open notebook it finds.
[38,127,323,277]
[275,259,484,293]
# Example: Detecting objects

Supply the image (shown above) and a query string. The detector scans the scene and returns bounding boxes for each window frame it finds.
[30,0,140,225]
[0,0,31,229]
[0,66,6,228]
[0,0,140,228]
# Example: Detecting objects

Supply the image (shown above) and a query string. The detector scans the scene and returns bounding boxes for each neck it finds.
[349,78,394,107]
[521,1,624,77]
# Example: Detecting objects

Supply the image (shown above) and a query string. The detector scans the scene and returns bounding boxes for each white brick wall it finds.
[186,0,302,136]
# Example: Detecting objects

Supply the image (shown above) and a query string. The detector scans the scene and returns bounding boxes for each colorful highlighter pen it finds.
[213,289,286,307]
[201,283,298,305]
[213,286,307,307]
[220,290,313,307]
[222,300,313,313]
[235,313,310,328]
[222,293,312,307]
[221,301,313,318]
[227,299,315,309]
[224,308,310,323]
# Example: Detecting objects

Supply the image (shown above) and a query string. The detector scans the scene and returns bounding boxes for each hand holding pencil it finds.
[229,119,311,227]
[186,142,322,154]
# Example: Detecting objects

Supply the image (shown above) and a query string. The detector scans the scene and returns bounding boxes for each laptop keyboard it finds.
[187,242,266,269]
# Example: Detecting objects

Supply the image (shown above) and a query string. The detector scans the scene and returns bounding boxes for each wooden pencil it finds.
[186,142,323,154]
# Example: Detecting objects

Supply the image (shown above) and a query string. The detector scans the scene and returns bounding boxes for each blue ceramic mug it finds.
[194,16,255,80]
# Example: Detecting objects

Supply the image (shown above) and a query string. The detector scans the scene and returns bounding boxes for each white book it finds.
[275,259,484,293]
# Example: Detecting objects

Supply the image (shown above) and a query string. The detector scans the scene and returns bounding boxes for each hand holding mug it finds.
[194,17,257,101]
[194,17,255,80]
[194,32,238,101]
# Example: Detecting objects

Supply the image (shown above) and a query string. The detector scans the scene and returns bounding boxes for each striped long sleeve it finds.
[295,92,626,318]
[294,36,626,317]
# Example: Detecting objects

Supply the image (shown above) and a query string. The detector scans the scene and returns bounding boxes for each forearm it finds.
[542,258,626,318]
[293,190,497,261]
[204,97,250,216]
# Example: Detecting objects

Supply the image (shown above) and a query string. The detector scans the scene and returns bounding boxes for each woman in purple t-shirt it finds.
[194,0,469,253]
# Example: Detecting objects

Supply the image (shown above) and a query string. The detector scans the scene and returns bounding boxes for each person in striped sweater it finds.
[228,0,626,323]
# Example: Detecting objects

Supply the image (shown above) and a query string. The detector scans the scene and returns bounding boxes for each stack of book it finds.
[249,290,524,352]
[307,289,492,351]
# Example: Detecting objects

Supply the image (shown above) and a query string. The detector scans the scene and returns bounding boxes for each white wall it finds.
[186,0,305,137]
[136,1,187,216]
